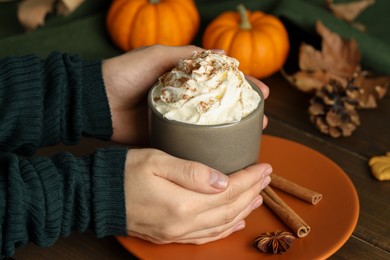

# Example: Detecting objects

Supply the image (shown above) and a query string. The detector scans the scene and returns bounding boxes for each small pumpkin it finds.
[203,4,290,79]
[106,0,200,51]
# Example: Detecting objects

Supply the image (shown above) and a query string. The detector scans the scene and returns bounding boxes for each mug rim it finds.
[147,79,264,129]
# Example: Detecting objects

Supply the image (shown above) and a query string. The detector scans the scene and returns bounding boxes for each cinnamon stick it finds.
[261,186,311,238]
[270,173,323,205]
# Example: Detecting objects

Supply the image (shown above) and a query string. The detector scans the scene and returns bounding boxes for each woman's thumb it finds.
[159,159,229,194]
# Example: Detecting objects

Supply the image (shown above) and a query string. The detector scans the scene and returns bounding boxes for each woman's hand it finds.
[102,45,203,145]
[245,75,269,129]
[102,45,270,145]
[123,149,272,244]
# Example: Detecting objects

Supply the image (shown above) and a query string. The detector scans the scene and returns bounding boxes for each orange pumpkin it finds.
[203,4,290,79]
[107,0,200,51]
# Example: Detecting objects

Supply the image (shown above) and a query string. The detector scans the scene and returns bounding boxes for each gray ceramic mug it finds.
[148,80,264,175]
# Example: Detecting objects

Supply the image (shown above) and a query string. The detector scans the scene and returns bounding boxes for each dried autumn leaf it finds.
[17,0,85,31]
[18,0,55,31]
[326,0,375,31]
[288,21,361,92]
[369,152,390,181]
[351,71,389,109]
[326,0,375,22]
[298,43,323,71]
[314,21,361,78]
[57,0,85,16]
[284,69,347,93]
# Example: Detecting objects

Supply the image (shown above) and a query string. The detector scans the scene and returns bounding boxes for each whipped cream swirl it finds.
[151,50,261,125]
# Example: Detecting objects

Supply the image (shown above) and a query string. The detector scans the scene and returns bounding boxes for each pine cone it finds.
[309,79,360,138]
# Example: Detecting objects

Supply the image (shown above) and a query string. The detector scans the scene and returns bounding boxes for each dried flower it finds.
[253,230,295,254]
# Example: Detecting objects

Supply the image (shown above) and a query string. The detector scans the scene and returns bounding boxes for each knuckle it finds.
[158,226,180,241]
[174,201,193,218]
[139,148,160,162]
[182,161,201,185]
[209,226,224,238]
[162,225,182,241]
[161,203,194,236]
[224,207,237,224]
[225,184,239,202]
[156,220,187,241]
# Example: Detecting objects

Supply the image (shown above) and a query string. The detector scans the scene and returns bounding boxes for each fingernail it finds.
[261,176,271,190]
[233,221,245,232]
[252,196,263,210]
[209,170,228,189]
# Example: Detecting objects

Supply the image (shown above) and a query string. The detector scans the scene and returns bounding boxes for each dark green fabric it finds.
[1,0,388,73]
[274,0,390,75]
[0,53,127,257]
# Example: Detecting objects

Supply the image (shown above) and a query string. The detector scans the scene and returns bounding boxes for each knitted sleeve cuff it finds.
[81,60,113,140]
[90,147,128,237]
[0,147,128,257]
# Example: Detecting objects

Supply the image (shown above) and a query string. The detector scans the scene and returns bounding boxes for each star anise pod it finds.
[309,79,361,138]
[253,230,295,254]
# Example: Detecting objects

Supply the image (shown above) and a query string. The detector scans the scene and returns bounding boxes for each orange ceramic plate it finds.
[116,135,359,259]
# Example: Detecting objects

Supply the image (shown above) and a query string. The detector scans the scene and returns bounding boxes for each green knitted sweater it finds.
[0,52,128,257]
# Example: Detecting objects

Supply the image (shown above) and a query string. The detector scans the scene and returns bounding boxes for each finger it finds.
[263,114,268,129]
[177,181,269,239]
[172,220,247,244]
[179,174,270,237]
[213,163,272,207]
[156,45,204,71]
[204,163,272,208]
[245,75,269,100]
[152,150,229,194]
[209,49,226,55]
[175,195,263,244]
[127,219,245,245]
[174,175,269,243]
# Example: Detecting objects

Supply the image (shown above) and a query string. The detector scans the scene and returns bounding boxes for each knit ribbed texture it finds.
[81,59,113,139]
[0,148,127,257]
[0,52,113,155]
[0,52,127,257]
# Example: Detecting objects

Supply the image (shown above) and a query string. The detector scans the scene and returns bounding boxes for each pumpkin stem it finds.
[150,0,160,4]
[237,4,252,30]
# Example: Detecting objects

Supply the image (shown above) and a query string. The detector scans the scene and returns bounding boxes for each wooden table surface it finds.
[1,2,389,259]
[11,70,390,259]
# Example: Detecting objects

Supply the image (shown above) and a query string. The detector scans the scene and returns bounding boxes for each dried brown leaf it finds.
[369,152,390,181]
[17,0,85,31]
[316,21,361,77]
[286,70,327,92]
[352,71,389,108]
[326,0,375,22]
[298,44,324,72]
[288,69,348,93]
[18,0,55,31]
[289,21,360,92]
[57,0,85,16]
